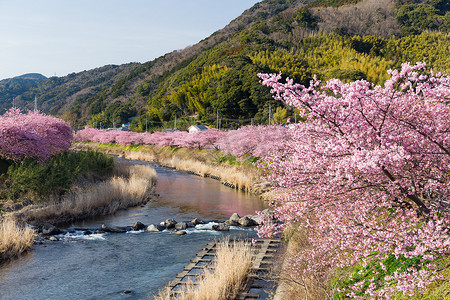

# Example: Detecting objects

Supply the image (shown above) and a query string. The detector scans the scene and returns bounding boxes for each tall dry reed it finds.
[20,164,157,225]
[0,217,36,262]
[74,143,263,192]
[155,239,253,300]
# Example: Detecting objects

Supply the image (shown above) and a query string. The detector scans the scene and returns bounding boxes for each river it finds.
[0,162,265,300]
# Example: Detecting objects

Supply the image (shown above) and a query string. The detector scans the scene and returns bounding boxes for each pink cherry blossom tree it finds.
[257,62,449,298]
[216,125,292,158]
[0,108,73,162]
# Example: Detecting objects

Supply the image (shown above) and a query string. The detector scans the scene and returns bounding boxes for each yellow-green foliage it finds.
[386,31,450,72]
[160,64,228,113]
[337,52,393,84]
[296,34,392,84]
[250,48,312,84]
[251,32,448,86]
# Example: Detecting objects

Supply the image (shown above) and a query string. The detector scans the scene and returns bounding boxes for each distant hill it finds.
[13,73,47,81]
[0,0,448,130]
[0,73,47,108]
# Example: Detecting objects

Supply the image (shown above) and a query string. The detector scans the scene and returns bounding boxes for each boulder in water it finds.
[212,224,230,231]
[229,213,241,223]
[175,222,188,230]
[42,223,61,236]
[174,230,187,235]
[145,224,164,232]
[239,216,257,227]
[191,218,205,225]
[164,218,177,229]
[101,224,127,233]
[249,215,263,225]
[225,220,240,226]
[132,221,146,231]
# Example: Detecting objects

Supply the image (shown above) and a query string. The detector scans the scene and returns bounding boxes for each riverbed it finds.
[0,162,265,300]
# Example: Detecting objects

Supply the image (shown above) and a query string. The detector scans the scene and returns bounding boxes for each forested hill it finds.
[1,0,448,130]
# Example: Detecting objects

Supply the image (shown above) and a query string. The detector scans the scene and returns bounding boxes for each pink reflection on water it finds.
[156,169,265,218]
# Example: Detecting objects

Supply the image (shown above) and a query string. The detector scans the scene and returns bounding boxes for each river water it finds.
[0,162,265,300]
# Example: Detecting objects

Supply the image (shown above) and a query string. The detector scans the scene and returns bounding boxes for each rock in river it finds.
[229,213,241,223]
[174,230,187,235]
[145,224,164,232]
[175,222,188,230]
[132,221,146,231]
[41,223,61,236]
[164,218,177,229]
[212,224,230,231]
[225,220,240,226]
[239,216,256,227]
[101,224,127,233]
[191,218,205,225]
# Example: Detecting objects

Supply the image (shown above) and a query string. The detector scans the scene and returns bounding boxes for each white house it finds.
[188,125,209,133]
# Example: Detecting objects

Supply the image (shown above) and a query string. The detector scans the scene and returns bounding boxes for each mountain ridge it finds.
[1,0,448,129]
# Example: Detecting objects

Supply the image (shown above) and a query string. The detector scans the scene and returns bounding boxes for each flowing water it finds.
[0,162,265,300]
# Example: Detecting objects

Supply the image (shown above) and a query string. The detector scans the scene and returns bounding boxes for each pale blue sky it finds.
[0,0,260,80]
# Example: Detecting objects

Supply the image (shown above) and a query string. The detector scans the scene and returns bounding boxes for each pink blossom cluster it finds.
[257,62,450,298]
[74,125,291,158]
[74,127,228,149]
[215,125,292,158]
[0,108,73,162]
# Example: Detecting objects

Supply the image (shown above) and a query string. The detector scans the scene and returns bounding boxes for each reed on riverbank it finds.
[0,217,36,262]
[155,239,253,300]
[72,142,264,193]
[16,163,157,226]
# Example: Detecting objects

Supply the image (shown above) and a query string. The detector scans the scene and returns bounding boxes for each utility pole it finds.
[12,97,15,108]
[146,116,148,132]
[174,115,177,130]
[251,118,253,126]
[34,96,38,111]
[269,104,272,125]
[216,110,219,129]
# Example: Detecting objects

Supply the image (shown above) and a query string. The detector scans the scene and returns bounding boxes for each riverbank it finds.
[71,142,270,197]
[0,159,157,263]
[14,161,157,227]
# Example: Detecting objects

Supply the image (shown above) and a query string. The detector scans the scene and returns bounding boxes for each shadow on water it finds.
[0,162,265,300]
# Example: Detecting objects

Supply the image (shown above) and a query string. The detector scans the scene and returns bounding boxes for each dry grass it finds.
[155,239,254,300]
[72,143,263,192]
[18,163,157,226]
[0,217,36,262]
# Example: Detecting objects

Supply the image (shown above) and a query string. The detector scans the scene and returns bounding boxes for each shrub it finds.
[4,151,113,200]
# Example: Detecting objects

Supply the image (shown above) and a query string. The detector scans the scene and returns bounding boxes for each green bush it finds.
[4,151,113,200]
[334,254,436,298]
